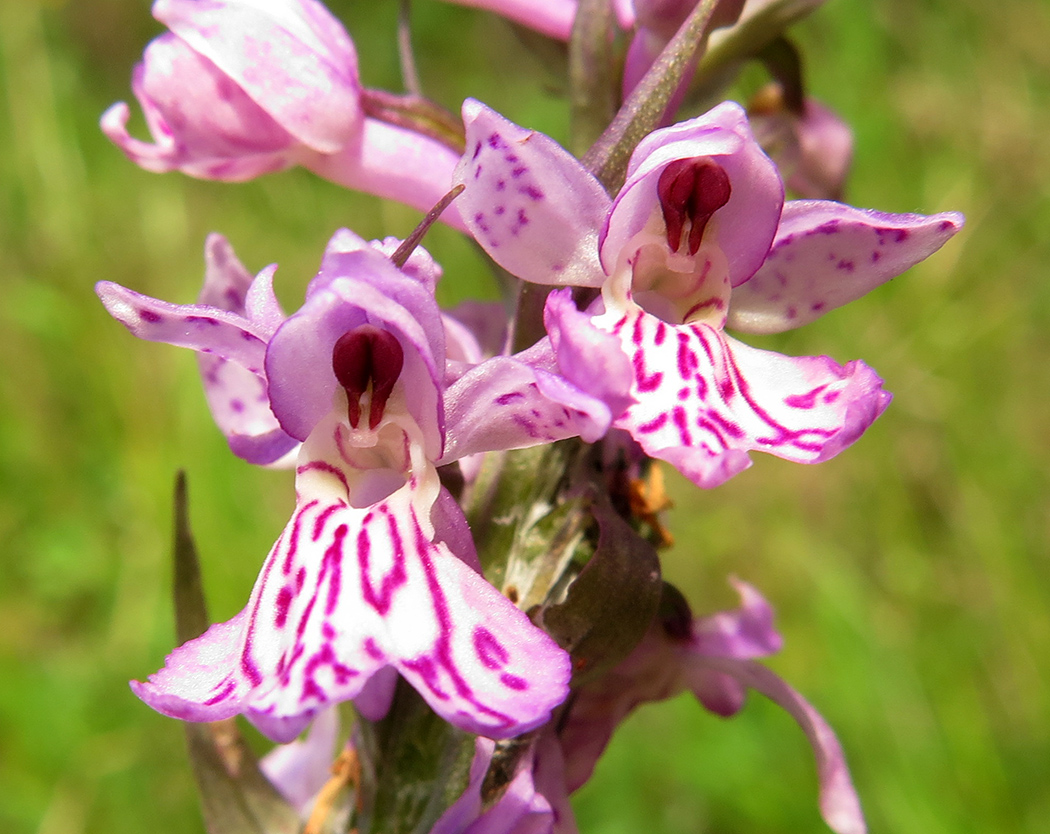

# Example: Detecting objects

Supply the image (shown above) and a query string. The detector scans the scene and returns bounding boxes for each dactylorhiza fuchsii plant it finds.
[96,1,963,832]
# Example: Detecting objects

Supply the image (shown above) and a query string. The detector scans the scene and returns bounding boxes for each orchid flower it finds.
[454,100,963,488]
[102,0,465,227]
[95,229,645,741]
[749,85,854,200]
[553,580,866,834]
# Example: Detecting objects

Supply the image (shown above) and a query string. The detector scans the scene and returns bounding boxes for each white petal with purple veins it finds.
[579,305,890,488]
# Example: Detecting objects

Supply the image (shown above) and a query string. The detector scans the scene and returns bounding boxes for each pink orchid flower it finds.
[454,100,962,488]
[95,228,642,741]
[102,0,465,226]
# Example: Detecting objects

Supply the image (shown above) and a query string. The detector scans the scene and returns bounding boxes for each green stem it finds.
[582,0,721,191]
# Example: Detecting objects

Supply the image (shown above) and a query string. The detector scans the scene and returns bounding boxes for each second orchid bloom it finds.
[454,99,962,488]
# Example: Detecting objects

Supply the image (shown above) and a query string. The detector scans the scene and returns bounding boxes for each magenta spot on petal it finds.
[823,390,841,404]
[495,392,525,405]
[275,586,293,628]
[473,626,510,670]
[785,384,828,409]
[654,321,667,345]
[871,251,882,263]
[495,179,506,191]
[202,679,235,706]
[519,184,543,200]
[240,329,259,342]
[511,166,527,178]
[786,306,798,319]
[638,412,668,433]
[673,406,691,445]
[678,387,689,401]
[814,220,840,235]
[302,679,326,703]
[811,301,826,312]
[504,153,519,163]
[230,399,244,413]
[471,142,482,160]
[836,259,855,272]
[186,314,220,326]
[494,205,505,215]
[487,132,504,149]
[895,229,910,242]
[364,638,384,660]
[939,219,954,231]
[295,566,306,592]
[138,309,162,323]
[500,673,528,691]
[633,351,663,392]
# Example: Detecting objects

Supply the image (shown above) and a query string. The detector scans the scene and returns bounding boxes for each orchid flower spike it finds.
[455,99,963,488]
[102,0,465,227]
[95,227,643,740]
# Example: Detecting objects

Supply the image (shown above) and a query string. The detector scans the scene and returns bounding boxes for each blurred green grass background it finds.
[1,0,1047,832]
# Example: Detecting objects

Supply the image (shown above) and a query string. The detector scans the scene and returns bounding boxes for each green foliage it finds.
[0,1,1047,833]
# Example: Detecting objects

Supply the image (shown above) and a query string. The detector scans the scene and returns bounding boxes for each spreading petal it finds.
[583,305,890,487]
[455,100,610,288]
[96,236,299,464]
[196,234,298,463]
[441,353,617,462]
[729,202,965,334]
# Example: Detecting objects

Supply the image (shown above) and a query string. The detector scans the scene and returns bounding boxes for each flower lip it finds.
[332,325,405,429]
[657,157,732,256]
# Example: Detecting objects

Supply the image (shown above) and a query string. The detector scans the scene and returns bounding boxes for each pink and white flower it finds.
[96,229,638,740]
[454,99,963,487]
[102,0,465,226]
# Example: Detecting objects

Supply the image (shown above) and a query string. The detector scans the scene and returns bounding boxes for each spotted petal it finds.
[728,201,965,334]
[567,305,890,488]
[455,99,610,288]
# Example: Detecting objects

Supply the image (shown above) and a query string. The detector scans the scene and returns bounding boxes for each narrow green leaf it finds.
[581,0,721,192]
[172,470,209,645]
